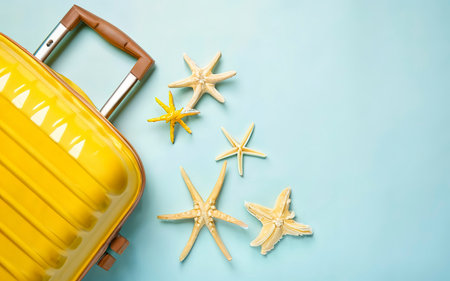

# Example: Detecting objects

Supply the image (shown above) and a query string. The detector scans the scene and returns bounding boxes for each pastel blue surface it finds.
[2,1,450,280]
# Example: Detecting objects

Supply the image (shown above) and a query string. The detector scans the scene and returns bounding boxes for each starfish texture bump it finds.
[245,187,313,255]
[147,91,199,143]
[157,161,247,261]
[216,122,266,176]
[168,51,236,111]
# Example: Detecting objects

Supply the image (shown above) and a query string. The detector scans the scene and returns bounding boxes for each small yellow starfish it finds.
[147,91,199,143]
[216,122,266,176]
[245,187,313,255]
[157,161,247,261]
[168,51,236,111]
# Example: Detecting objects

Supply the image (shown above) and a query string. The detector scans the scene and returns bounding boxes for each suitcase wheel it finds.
[110,235,130,255]
[97,253,116,271]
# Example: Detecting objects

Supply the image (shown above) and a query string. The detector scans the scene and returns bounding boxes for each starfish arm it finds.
[210,209,247,229]
[215,147,238,161]
[283,210,295,220]
[147,115,167,122]
[207,161,227,203]
[242,147,267,158]
[183,53,200,73]
[157,209,197,220]
[168,91,175,111]
[155,97,170,113]
[185,84,204,110]
[261,227,283,255]
[168,75,196,88]
[178,120,192,134]
[180,166,204,203]
[203,51,221,74]
[179,223,202,261]
[237,150,243,176]
[242,122,255,146]
[170,121,175,143]
[206,71,237,84]
[180,110,200,118]
[206,222,232,261]
[250,223,275,246]
[220,127,239,147]
[205,84,225,103]
[273,187,292,217]
[245,202,273,222]
[283,220,313,236]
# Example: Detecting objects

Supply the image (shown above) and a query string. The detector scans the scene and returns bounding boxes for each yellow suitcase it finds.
[0,5,154,281]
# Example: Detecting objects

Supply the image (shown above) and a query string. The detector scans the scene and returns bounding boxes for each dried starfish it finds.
[157,161,247,261]
[216,122,266,176]
[147,91,199,143]
[245,187,313,255]
[168,51,236,112]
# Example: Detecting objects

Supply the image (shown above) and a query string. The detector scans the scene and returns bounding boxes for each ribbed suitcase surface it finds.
[0,34,145,281]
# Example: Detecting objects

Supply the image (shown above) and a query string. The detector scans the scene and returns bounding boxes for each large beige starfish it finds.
[168,51,236,111]
[157,161,247,261]
[216,122,266,176]
[245,187,313,255]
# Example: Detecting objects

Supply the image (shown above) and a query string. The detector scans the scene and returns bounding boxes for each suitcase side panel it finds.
[0,34,145,281]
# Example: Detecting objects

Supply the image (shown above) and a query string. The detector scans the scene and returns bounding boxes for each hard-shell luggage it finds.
[0,5,154,280]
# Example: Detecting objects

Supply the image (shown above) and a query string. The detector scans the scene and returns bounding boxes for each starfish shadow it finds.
[158,218,194,225]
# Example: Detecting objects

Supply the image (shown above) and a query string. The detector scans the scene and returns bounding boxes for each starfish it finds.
[147,91,199,143]
[245,187,313,255]
[168,51,236,112]
[157,161,247,261]
[215,122,266,176]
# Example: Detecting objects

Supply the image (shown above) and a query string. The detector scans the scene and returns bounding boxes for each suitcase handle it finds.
[34,5,154,118]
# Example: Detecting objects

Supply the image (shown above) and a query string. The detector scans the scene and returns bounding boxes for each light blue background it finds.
[1,1,450,280]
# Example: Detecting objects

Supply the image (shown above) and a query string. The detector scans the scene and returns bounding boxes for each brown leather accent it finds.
[97,254,116,271]
[110,235,129,255]
[60,5,154,80]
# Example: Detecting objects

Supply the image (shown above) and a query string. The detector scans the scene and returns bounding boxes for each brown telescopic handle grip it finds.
[60,5,153,80]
